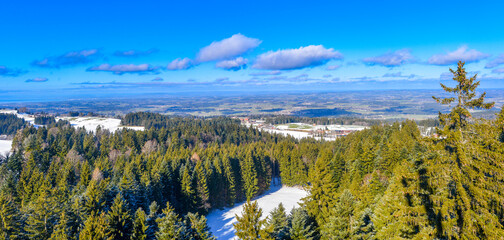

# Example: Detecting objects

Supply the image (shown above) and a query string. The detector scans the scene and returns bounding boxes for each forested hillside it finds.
[0,62,503,239]
[0,114,28,136]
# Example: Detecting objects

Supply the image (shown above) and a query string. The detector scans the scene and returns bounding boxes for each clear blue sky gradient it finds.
[1,0,504,100]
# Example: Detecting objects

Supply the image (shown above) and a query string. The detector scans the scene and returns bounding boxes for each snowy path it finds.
[0,140,12,156]
[206,183,308,240]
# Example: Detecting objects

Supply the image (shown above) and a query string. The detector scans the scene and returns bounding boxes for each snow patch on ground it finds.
[0,140,12,156]
[206,183,308,240]
[262,128,311,139]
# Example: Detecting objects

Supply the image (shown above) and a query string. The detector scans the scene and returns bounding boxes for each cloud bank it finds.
[486,54,504,68]
[253,45,343,70]
[196,34,261,62]
[492,68,504,74]
[87,64,159,75]
[114,49,158,57]
[363,49,413,67]
[428,46,488,65]
[33,49,100,68]
[0,66,26,77]
[215,57,248,71]
[167,58,193,70]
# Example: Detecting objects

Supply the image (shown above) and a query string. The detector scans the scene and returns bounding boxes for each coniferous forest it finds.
[1,62,504,239]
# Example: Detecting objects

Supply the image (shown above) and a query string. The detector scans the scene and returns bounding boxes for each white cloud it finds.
[492,68,504,74]
[326,65,341,70]
[249,71,282,76]
[215,57,248,71]
[428,46,489,65]
[363,49,413,67]
[87,64,159,75]
[167,58,193,70]
[196,34,261,62]
[33,49,100,68]
[485,54,504,68]
[253,45,343,70]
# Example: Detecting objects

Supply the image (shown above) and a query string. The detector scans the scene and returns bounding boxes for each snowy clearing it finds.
[0,140,12,155]
[57,117,145,133]
[206,182,308,240]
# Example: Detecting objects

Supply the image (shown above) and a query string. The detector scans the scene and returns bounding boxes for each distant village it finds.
[236,117,366,141]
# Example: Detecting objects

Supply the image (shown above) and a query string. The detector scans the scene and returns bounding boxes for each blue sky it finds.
[1,0,504,100]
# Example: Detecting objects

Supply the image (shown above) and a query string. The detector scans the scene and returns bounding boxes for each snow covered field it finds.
[0,140,12,155]
[0,110,144,133]
[57,117,144,133]
[206,183,308,240]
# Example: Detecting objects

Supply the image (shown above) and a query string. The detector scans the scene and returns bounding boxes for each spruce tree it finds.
[304,148,336,224]
[429,61,504,238]
[321,190,354,239]
[432,61,494,140]
[266,203,288,240]
[0,194,19,239]
[156,202,184,239]
[24,182,58,239]
[194,161,211,213]
[241,152,258,201]
[288,207,317,240]
[106,193,132,240]
[184,212,215,240]
[372,159,433,239]
[50,212,70,240]
[233,200,269,240]
[131,208,148,240]
[79,212,108,240]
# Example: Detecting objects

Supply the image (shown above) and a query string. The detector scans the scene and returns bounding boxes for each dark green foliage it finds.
[106,193,132,240]
[241,152,258,201]
[288,207,317,240]
[0,194,20,239]
[0,113,28,135]
[266,203,288,239]
[79,212,108,240]
[34,115,56,125]
[183,212,215,240]
[155,202,184,239]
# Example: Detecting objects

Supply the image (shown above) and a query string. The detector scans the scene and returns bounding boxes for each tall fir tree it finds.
[131,208,148,240]
[241,152,258,201]
[49,212,71,240]
[24,181,58,239]
[233,201,270,240]
[106,193,132,240]
[321,190,355,239]
[79,212,108,240]
[288,207,317,240]
[156,202,184,240]
[183,212,215,240]
[304,148,336,224]
[0,194,19,239]
[266,203,289,240]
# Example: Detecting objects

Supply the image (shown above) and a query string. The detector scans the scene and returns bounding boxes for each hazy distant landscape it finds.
[2,89,503,120]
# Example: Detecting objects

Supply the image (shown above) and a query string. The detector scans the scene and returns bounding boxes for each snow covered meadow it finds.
[57,117,144,133]
[206,181,308,240]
